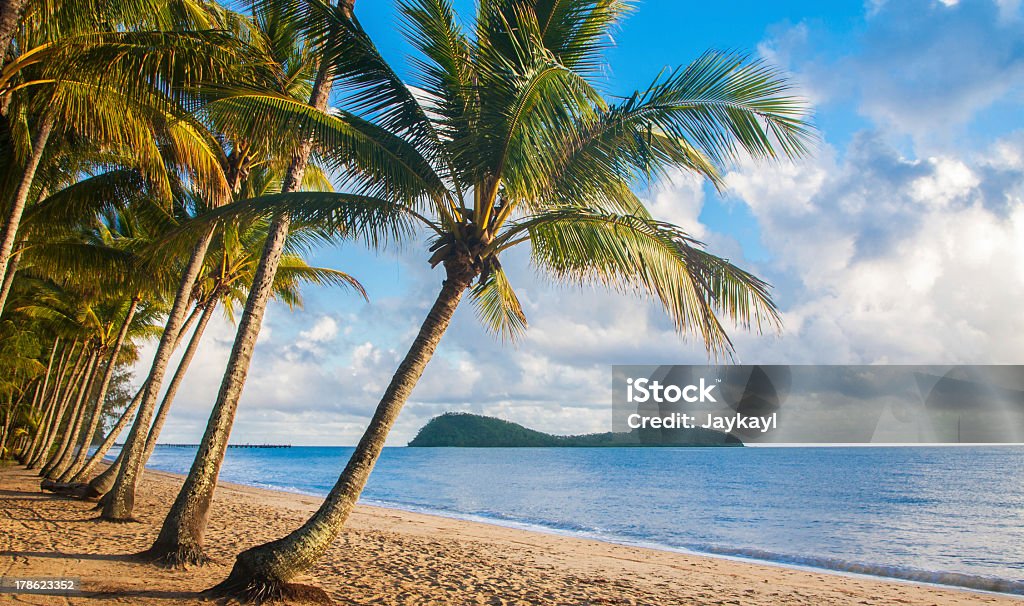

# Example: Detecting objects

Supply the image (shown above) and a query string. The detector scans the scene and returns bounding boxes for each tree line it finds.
[0,0,813,601]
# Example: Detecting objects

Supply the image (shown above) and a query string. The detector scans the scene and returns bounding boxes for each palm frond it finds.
[497,207,780,356]
[471,262,527,342]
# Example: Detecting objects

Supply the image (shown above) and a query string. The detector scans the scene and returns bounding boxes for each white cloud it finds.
[909,157,979,207]
[724,133,1024,364]
[299,316,338,343]
[645,167,708,238]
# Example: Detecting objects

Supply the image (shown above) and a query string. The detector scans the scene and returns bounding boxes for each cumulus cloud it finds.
[724,132,1024,364]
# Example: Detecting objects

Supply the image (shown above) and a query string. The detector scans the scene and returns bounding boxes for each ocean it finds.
[115,445,1024,595]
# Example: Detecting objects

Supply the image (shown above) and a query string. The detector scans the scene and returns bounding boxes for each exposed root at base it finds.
[205,572,333,605]
[206,582,333,605]
[40,480,91,497]
[90,515,141,524]
[138,545,215,569]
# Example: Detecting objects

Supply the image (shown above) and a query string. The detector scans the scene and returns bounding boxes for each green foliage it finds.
[187,0,815,357]
[407,412,741,447]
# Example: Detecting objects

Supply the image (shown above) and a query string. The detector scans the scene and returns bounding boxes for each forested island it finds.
[407,413,742,447]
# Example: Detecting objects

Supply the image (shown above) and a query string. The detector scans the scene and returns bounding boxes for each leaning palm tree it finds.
[144,211,366,560]
[202,0,814,599]
[0,0,260,308]
[122,0,365,546]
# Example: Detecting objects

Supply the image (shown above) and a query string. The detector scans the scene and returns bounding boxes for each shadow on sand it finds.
[0,549,139,563]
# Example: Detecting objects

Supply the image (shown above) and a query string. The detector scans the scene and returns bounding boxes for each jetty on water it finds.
[115,443,292,449]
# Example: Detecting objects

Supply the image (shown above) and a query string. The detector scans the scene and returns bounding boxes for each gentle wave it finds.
[131,445,1024,596]
[697,546,1024,596]
[336,493,1024,597]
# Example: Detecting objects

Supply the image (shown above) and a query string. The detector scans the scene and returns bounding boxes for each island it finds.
[407,413,742,447]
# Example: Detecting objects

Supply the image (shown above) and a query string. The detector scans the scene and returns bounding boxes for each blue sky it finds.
[140,0,1024,445]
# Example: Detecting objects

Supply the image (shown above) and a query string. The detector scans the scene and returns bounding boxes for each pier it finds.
[117,443,292,449]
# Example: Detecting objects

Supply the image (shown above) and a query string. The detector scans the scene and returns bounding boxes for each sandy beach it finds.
[0,464,1018,605]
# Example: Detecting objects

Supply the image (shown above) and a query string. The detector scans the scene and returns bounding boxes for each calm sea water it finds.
[115,445,1024,594]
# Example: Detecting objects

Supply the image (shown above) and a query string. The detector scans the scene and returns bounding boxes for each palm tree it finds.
[0,312,46,457]
[203,0,814,598]
[0,0,255,306]
[18,334,58,462]
[107,0,363,536]
[96,21,271,518]
[0,0,258,487]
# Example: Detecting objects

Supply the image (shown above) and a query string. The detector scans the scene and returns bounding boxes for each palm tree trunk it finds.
[76,303,198,491]
[0,0,27,70]
[59,298,139,482]
[102,225,216,520]
[29,341,75,468]
[0,114,52,295]
[143,298,217,460]
[145,2,349,560]
[85,441,127,500]
[176,303,203,347]
[80,304,198,494]
[38,342,87,474]
[24,337,59,461]
[71,383,143,486]
[213,261,473,599]
[46,349,100,480]
[0,244,19,316]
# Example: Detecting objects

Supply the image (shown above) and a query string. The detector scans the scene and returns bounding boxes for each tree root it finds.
[40,480,90,496]
[204,563,333,605]
[91,514,141,524]
[138,544,214,569]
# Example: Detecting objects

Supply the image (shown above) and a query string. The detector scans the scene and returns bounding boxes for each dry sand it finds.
[0,463,1019,605]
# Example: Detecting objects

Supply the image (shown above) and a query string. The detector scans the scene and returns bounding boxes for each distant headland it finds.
[407,413,742,447]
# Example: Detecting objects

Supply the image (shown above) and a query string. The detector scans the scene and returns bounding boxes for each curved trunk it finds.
[148,215,290,565]
[84,443,125,500]
[29,342,76,468]
[46,349,100,480]
[147,13,343,561]
[0,0,27,70]
[102,226,215,521]
[0,245,19,318]
[143,298,217,462]
[59,299,138,482]
[25,337,59,461]
[0,115,51,300]
[213,264,472,599]
[39,344,89,475]
[70,382,143,484]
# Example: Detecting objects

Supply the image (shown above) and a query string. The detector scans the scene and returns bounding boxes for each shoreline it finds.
[1,463,1020,605]
[135,458,1024,598]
